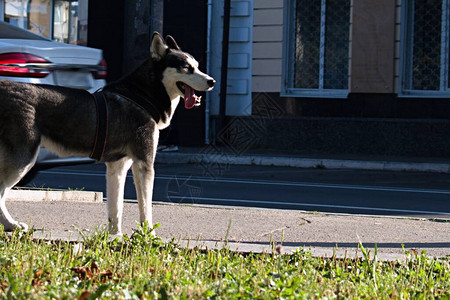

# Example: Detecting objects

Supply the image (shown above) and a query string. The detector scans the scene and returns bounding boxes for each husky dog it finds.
[0,32,215,234]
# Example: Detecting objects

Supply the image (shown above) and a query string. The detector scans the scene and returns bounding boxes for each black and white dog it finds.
[0,32,215,234]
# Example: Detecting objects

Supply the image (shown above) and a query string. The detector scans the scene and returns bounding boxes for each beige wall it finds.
[252,0,402,94]
[252,0,284,92]
[349,0,396,93]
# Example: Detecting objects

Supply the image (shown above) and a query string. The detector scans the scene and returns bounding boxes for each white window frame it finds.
[281,0,350,98]
[399,0,450,97]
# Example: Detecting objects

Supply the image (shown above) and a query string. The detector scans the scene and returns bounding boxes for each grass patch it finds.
[0,224,449,299]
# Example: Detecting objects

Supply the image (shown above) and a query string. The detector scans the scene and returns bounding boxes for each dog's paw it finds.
[15,222,29,231]
[108,226,123,236]
[110,231,123,237]
[1,221,29,232]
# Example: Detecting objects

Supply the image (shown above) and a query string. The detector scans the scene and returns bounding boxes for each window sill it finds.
[281,88,349,99]
[399,90,450,99]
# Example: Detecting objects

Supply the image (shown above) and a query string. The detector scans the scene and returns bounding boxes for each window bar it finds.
[407,1,415,91]
[440,0,449,90]
[288,0,297,89]
[318,0,326,89]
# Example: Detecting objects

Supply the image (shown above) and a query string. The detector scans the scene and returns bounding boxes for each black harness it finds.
[89,89,162,161]
[89,92,108,161]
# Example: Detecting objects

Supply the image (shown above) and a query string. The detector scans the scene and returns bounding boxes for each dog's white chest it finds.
[157,96,180,129]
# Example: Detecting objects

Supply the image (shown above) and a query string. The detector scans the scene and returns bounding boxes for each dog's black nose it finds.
[207,79,216,87]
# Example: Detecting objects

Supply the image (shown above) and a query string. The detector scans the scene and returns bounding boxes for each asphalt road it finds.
[23,162,450,219]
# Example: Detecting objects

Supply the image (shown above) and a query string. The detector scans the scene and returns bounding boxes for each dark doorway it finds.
[87,1,124,82]
[163,0,208,146]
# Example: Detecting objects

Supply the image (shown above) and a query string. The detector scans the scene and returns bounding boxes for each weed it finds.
[0,226,449,299]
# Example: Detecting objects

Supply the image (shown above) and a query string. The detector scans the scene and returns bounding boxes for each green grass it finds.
[0,223,449,299]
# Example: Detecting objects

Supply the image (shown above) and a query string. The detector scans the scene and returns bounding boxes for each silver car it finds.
[0,21,106,182]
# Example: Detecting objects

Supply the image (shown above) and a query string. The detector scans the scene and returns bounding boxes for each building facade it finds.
[3,0,450,156]
[208,0,450,157]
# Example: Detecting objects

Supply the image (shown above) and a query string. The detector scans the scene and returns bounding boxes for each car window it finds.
[0,21,49,41]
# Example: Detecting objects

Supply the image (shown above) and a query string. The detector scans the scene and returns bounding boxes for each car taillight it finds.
[0,53,50,78]
[92,58,107,79]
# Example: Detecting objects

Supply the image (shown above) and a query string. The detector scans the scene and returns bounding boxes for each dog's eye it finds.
[183,65,194,74]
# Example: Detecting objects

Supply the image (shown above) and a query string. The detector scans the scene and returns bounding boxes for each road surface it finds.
[23,162,450,219]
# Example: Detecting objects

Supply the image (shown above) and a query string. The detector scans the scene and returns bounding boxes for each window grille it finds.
[283,0,351,97]
[401,0,450,95]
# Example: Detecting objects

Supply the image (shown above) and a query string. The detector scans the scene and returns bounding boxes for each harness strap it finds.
[89,92,108,161]
[114,89,162,124]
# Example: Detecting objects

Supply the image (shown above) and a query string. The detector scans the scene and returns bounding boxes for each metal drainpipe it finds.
[218,0,231,135]
[205,0,213,144]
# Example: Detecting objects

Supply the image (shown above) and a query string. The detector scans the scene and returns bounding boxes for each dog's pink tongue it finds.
[184,84,196,109]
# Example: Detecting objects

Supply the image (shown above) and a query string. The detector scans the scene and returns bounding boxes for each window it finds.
[4,0,51,38]
[2,0,88,45]
[283,0,351,97]
[53,0,87,45]
[401,0,450,96]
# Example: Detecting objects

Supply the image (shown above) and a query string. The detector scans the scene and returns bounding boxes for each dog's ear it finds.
[165,35,180,50]
[151,31,168,60]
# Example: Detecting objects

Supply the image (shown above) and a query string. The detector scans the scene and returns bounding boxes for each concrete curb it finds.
[30,231,408,261]
[156,152,450,173]
[8,189,103,203]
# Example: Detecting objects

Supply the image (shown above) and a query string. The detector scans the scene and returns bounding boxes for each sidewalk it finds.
[7,148,450,260]
[155,147,450,173]
[7,197,450,260]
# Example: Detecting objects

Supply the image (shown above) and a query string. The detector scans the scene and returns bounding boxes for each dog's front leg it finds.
[0,187,28,231]
[132,161,155,231]
[106,157,133,235]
